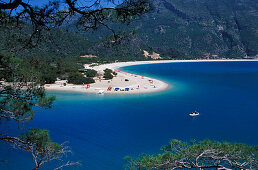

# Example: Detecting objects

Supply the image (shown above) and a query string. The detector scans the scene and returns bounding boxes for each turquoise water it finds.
[1,61,258,169]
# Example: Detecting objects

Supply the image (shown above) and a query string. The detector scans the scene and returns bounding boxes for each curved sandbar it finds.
[44,59,257,94]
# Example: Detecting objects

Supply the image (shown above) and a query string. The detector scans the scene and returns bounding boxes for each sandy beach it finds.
[44,59,257,94]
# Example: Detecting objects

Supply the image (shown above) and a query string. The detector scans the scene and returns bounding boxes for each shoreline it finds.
[45,59,258,94]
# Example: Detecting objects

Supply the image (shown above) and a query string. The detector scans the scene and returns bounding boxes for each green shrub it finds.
[103,68,114,80]
[68,72,95,84]
[113,71,117,76]
[40,72,57,84]
[104,68,113,74]
[85,69,97,77]
[103,72,113,80]
[84,77,95,84]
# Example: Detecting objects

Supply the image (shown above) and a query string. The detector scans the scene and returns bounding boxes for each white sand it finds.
[45,59,257,94]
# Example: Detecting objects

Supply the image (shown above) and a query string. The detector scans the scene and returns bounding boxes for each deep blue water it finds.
[1,61,258,170]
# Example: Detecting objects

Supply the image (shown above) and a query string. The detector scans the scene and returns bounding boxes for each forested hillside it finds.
[0,26,93,58]
[84,0,258,59]
[1,0,257,60]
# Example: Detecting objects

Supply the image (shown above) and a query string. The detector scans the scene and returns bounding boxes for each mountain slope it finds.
[85,0,258,59]
[0,27,93,58]
[1,0,257,60]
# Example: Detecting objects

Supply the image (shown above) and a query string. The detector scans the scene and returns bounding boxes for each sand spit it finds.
[45,59,257,94]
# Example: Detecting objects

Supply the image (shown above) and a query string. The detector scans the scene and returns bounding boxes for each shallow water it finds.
[1,61,258,169]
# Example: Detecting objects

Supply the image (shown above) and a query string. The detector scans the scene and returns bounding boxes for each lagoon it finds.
[1,61,258,169]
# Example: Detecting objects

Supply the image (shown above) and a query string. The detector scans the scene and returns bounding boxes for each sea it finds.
[1,61,258,169]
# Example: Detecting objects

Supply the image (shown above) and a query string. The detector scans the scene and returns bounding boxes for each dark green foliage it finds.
[40,71,58,84]
[55,56,86,76]
[0,1,152,62]
[104,68,113,74]
[38,65,58,84]
[103,72,114,80]
[0,53,18,82]
[103,68,114,80]
[84,77,95,84]
[125,139,258,169]
[84,0,258,59]
[0,24,93,59]
[68,72,95,84]
[0,54,57,84]
[157,48,190,60]
[88,33,148,61]
[0,52,99,85]
[21,128,61,154]
[0,54,56,123]
[113,71,118,76]
[0,81,55,122]
[23,57,58,84]
[2,0,257,61]
[85,69,97,77]
[144,0,258,58]
[11,128,78,169]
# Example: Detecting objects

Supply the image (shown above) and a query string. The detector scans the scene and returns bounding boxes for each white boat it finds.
[189,111,199,117]
[98,90,105,94]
